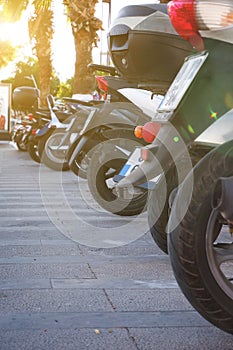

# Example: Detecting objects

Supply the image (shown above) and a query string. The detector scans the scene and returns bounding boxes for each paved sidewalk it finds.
[0,142,232,350]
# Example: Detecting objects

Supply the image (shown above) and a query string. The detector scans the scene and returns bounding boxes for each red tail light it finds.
[168,0,204,50]
[96,76,108,93]
[135,122,161,143]
[32,128,38,135]
[142,122,161,143]
[168,0,233,51]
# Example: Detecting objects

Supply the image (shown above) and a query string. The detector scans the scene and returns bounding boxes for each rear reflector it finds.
[141,147,149,161]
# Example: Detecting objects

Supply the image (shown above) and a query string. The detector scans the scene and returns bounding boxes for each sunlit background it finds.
[0,0,156,81]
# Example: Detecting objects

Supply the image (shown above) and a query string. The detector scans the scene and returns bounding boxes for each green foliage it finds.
[3,57,63,97]
[0,40,16,68]
[4,57,39,91]
[56,77,73,98]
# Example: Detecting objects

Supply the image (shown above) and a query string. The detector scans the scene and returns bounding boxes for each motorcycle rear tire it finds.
[148,165,178,254]
[148,147,211,254]
[27,141,41,163]
[38,129,70,171]
[16,140,27,152]
[87,138,147,216]
[168,140,233,334]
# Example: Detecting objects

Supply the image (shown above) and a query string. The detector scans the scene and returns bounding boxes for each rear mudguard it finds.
[34,124,56,139]
[83,102,150,134]
[68,125,144,168]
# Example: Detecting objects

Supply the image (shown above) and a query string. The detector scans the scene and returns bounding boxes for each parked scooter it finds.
[12,113,36,152]
[12,79,40,152]
[36,64,134,172]
[116,0,233,334]
[67,2,194,216]
[33,94,84,170]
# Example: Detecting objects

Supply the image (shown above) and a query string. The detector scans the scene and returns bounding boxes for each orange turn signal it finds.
[134,125,143,139]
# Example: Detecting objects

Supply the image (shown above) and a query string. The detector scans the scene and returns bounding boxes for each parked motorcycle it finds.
[84,92,162,216]
[12,114,35,151]
[67,2,193,216]
[34,94,82,170]
[12,81,40,152]
[116,0,233,334]
[36,64,135,172]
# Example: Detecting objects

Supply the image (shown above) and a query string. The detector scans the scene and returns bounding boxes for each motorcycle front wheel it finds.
[87,138,148,216]
[168,140,233,334]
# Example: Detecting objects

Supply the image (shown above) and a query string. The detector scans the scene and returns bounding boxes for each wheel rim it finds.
[96,160,123,202]
[77,152,90,171]
[206,208,233,299]
[18,140,27,151]
[46,133,68,163]
[96,159,144,203]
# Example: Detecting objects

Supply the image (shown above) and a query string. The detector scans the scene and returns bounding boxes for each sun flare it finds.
[0,20,29,47]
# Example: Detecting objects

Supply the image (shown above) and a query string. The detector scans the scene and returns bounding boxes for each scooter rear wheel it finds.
[16,140,28,152]
[87,138,147,216]
[148,147,211,254]
[168,140,233,334]
[27,141,40,163]
[38,129,69,171]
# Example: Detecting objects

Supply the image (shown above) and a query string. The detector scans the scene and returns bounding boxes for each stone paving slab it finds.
[0,142,232,349]
[0,329,138,350]
[0,310,210,330]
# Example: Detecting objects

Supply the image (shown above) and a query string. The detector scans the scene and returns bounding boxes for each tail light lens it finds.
[96,76,108,93]
[28,113,34,121]
[135,122,161,143]
[168,0,233,50]
[32,128,37,135]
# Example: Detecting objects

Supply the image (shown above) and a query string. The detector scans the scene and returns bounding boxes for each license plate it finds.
[114,147,162,190]
[119,147,143,177]
[153,51,209,122]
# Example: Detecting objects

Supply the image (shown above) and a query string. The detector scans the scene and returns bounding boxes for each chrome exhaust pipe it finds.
[212,176,233,224]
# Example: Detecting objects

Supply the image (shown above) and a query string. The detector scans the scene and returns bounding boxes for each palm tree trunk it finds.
[73,30,95,94]
[29,5,53,107]
[64,0,102,94]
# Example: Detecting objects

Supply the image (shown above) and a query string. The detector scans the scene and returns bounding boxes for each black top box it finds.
[108,3,193,92]
[13,86,40,111]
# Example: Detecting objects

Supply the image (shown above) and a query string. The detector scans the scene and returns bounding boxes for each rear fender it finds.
[83,102,149,133]
[101,126,144,144]
[35,124,55,139]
